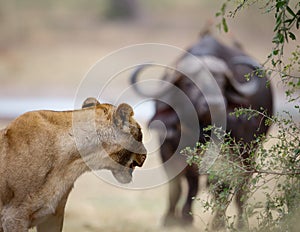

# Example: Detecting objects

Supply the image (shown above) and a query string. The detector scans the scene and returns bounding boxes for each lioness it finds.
[0,98,146,232]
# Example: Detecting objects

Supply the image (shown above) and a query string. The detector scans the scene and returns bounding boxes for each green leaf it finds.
[276,1,286,9]
[284,18,294,25]
[278,32,284,43]
[289,32,296,40]
[222,17,229,33]
[274,17,282,31]
[272,32,284,44]
[220,3,226,14]
[286,6,296,17]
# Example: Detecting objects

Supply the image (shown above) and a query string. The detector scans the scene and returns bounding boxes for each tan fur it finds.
[0,98,146,232]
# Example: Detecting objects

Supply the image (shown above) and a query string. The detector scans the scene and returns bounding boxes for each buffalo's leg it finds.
[182,166,199,225]
[210,182,230,231]
[163,176,182,226]
[235,174,251,229]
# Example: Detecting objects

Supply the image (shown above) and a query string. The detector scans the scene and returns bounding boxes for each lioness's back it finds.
[0,128,9,207]
[0,111,75,202]
[0,128,7,172]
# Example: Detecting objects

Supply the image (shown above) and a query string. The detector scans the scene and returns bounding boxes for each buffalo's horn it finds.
[225,56,263,97]
[177,54,259,97]
[130,64,152,97]
[224,69,259,97]
[231,55,262,70]
[130,64,177,98]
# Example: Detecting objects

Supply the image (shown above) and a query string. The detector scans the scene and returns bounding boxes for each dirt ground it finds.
[0,1,299,231]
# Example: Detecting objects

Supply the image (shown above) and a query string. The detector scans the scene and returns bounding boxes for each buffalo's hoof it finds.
[211,218,226,231]
[181,213,194,225]
[163,214,178,227]
[163,214,194,227]
[237,218,246,230]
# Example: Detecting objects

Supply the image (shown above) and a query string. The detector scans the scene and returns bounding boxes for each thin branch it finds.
[248,169,300,176]
[229,0,248,17]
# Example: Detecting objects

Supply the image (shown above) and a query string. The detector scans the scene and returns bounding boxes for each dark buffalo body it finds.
[131,35,273,229]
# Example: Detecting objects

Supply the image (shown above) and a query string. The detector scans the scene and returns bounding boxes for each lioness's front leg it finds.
[1,206,29,232]
[36,188,71,232]
[0,201,3,232]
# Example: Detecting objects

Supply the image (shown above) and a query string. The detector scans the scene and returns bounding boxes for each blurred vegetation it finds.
[0,0,219,47]
[185,0,300,231]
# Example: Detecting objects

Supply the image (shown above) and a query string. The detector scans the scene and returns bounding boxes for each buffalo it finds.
[130,34,273,229]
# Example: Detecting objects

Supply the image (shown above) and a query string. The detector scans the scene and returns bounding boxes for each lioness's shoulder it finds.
[4,110,72,140]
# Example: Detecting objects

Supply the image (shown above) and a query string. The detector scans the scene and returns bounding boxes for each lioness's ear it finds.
[113,103,134,129]
[82,97,100,108]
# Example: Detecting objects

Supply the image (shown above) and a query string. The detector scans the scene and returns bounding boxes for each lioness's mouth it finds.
[129,160,140,169]
[110,151,147,183]
[112,168,133,184]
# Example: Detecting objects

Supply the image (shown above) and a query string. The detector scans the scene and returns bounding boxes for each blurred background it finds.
[0,1,298,231]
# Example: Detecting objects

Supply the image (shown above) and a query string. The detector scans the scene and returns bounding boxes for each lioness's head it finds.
[82,98,147,184]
